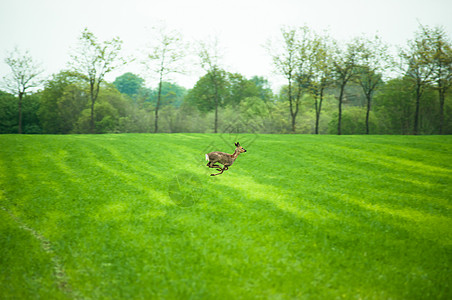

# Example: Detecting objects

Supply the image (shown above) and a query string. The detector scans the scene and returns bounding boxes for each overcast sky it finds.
[1,0,451,90]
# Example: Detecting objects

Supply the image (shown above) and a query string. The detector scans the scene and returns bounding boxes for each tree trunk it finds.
[314,95,319,135]
[413,83,421,135]
[89,80,95,134]
[90,98,95,134]
[18,92,24,134]
[214,82,219,134]
[154,78,163,133]
[291,82,302,134]
[337,83,346,135]
[214,100,218,133]
[288,78,296,134]
[438,86,445,135]
[291,112,296,133]
[365,92,371,135]
[314,87,324,135]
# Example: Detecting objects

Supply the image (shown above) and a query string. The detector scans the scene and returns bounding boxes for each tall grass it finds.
[1,134,451,299]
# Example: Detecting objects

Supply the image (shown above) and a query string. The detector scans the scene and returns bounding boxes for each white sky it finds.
[1,0,451,90]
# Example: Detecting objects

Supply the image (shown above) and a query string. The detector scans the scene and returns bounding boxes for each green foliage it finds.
[226,72,260,106]
[113,72,144,97]
[374,78,414,134]
[0,91,41,134]
[3,47,44,133]
[2,25,452,136]
[148,82,187,107]
[56,85,89,133]
[0,91,17,133]
[69,28,124,133]
[74,87,129,134]
[185,70,229,113]
[93,102,118,133]
[186,71,261,113]
[250,76,274,102]
[20,93,42,134]
[0,134,451,299]
[118,109,152,133]
[328,106,377,134]
[373,78,438,134]
[38,71,86,133]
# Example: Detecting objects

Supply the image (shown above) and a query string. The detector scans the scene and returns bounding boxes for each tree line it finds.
[1,24,451,135]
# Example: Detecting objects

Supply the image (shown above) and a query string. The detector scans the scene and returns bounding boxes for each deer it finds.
[205,142,247,176]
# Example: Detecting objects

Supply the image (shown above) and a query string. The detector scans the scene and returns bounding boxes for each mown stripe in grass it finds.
[0,206,79,299]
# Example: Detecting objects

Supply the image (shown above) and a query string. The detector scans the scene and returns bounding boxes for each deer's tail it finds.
[205,154,209,161]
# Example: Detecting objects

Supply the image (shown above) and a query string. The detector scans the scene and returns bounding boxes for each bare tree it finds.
[69,28,124,133]
[3,47,44,134]
[142,25,186,133]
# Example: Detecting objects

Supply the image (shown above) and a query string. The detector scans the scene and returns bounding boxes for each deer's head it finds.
[235,142,247,153]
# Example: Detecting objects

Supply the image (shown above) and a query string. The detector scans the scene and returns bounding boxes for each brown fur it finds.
[206,142,246,176]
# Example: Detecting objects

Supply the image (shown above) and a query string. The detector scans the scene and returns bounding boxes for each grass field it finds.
[0,133,451,299]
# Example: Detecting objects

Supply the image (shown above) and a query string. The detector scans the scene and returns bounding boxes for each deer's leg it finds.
[210,165,228,176]
[210,168,224,176]
[215,165,229,172]
[207,161,221,169]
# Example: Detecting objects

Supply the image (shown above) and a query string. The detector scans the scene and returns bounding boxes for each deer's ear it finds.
[235,142,240,147]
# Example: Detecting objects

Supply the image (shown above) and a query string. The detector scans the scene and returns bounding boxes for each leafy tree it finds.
[308,31,334,134]
[198,38,225,133]
[269,26,334,133]
[118,108,152,133]
[185,70,228,114]
[419,25,452,134]
[38,71,85,133]
[142,25,186,133]
[401,28,435,135]
[355,35,391,134]
[226,72,260,106]
[292,26,317,124]
[332,39,360,135]
[268,27,301,133]
[250,76,274,103]
[374,78,415,134]
[20,93,42,133]
[3,47,44,133]
[56,84,89,133]
[74,86,128,133]
[101,84,129,117]
[249,76,277,131]
[113,72,144,97]
[69,28,124,133]
[0,91,17,133]
[239,96,271,131]
[328,106,373,134]
[186,71,258,131]
[157,82,187,107]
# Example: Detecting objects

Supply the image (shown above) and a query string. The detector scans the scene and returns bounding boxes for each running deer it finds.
[205,142,247,176]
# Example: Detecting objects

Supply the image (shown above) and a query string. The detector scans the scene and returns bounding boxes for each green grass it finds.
[0,134,451,299]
